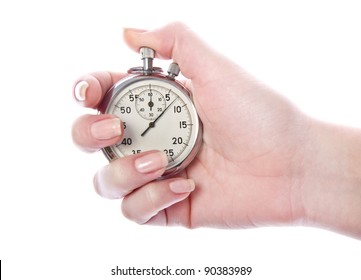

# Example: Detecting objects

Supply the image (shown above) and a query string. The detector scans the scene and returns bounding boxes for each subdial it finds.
[135,88,166,120]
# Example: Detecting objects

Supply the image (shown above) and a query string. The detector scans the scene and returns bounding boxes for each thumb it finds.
[123,22,235,85]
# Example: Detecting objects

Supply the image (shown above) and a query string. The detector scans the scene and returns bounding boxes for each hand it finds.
[72,22,361,238]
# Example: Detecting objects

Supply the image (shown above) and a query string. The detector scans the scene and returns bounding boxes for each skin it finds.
[72,22,361,239]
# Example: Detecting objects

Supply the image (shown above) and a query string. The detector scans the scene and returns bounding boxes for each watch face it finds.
[102,74,202,176]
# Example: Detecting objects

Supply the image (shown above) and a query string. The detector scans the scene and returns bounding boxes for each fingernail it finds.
[123,27,147,33]
[90,118,122,140]
[74,80,89,101]
[169,179,195,194]
[135,151,168,173]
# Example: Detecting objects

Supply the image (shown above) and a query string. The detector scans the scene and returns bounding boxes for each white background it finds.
[1,0,361,279]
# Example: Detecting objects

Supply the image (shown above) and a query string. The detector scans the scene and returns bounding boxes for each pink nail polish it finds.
[169,179,195,194]
[90,118,122,140]
[123,27,147,33]
[74,81,89,102]
[135,151,168,173]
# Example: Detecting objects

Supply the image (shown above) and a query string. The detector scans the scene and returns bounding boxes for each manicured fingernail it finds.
[123,27,147,33]
[90,118,122,140]
[135,151,168,173]
[74,81,89,101]
[169,179,195,194]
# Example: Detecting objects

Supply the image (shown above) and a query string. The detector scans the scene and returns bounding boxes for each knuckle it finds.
[121,183,160,225]
[93,165,127,199]
[71,115,99,153]
[144,184,158,209]
[120,198,133,220]
[121,197,148,225]
[168,21,188,32]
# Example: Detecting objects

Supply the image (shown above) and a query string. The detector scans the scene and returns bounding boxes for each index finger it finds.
[73,71,127,109]
[123,22,231,85]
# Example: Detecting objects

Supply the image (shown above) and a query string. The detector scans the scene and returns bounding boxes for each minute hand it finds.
[141,97,178,137]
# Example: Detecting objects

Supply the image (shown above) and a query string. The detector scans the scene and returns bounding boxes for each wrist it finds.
[299,118,361,238]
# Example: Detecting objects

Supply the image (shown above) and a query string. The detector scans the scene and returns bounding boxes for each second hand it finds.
[141,96,178,137]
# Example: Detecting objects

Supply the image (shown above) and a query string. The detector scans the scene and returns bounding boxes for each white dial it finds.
[102,75,201,176]
[100,47,202,178]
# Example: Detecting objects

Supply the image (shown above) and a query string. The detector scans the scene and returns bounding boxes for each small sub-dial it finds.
[135,88,166,120]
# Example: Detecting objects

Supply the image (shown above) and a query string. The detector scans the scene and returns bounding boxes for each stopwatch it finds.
[99,47,203,178]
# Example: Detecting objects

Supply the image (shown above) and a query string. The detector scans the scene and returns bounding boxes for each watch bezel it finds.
[99,73,203,179]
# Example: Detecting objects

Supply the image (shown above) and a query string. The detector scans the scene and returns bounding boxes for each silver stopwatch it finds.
[99,47,203,178]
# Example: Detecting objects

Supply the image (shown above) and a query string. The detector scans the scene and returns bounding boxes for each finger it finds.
[73,71,127,109]
[94,150,169,199]
[72,114,123,153]
[123,22,234,85]
[121,178,195,225]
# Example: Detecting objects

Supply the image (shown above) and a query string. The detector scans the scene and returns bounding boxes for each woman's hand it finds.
[72,22,361,239]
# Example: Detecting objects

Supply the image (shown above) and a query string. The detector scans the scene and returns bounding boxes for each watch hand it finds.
[141,97,178,137]
[148,87,153,111]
